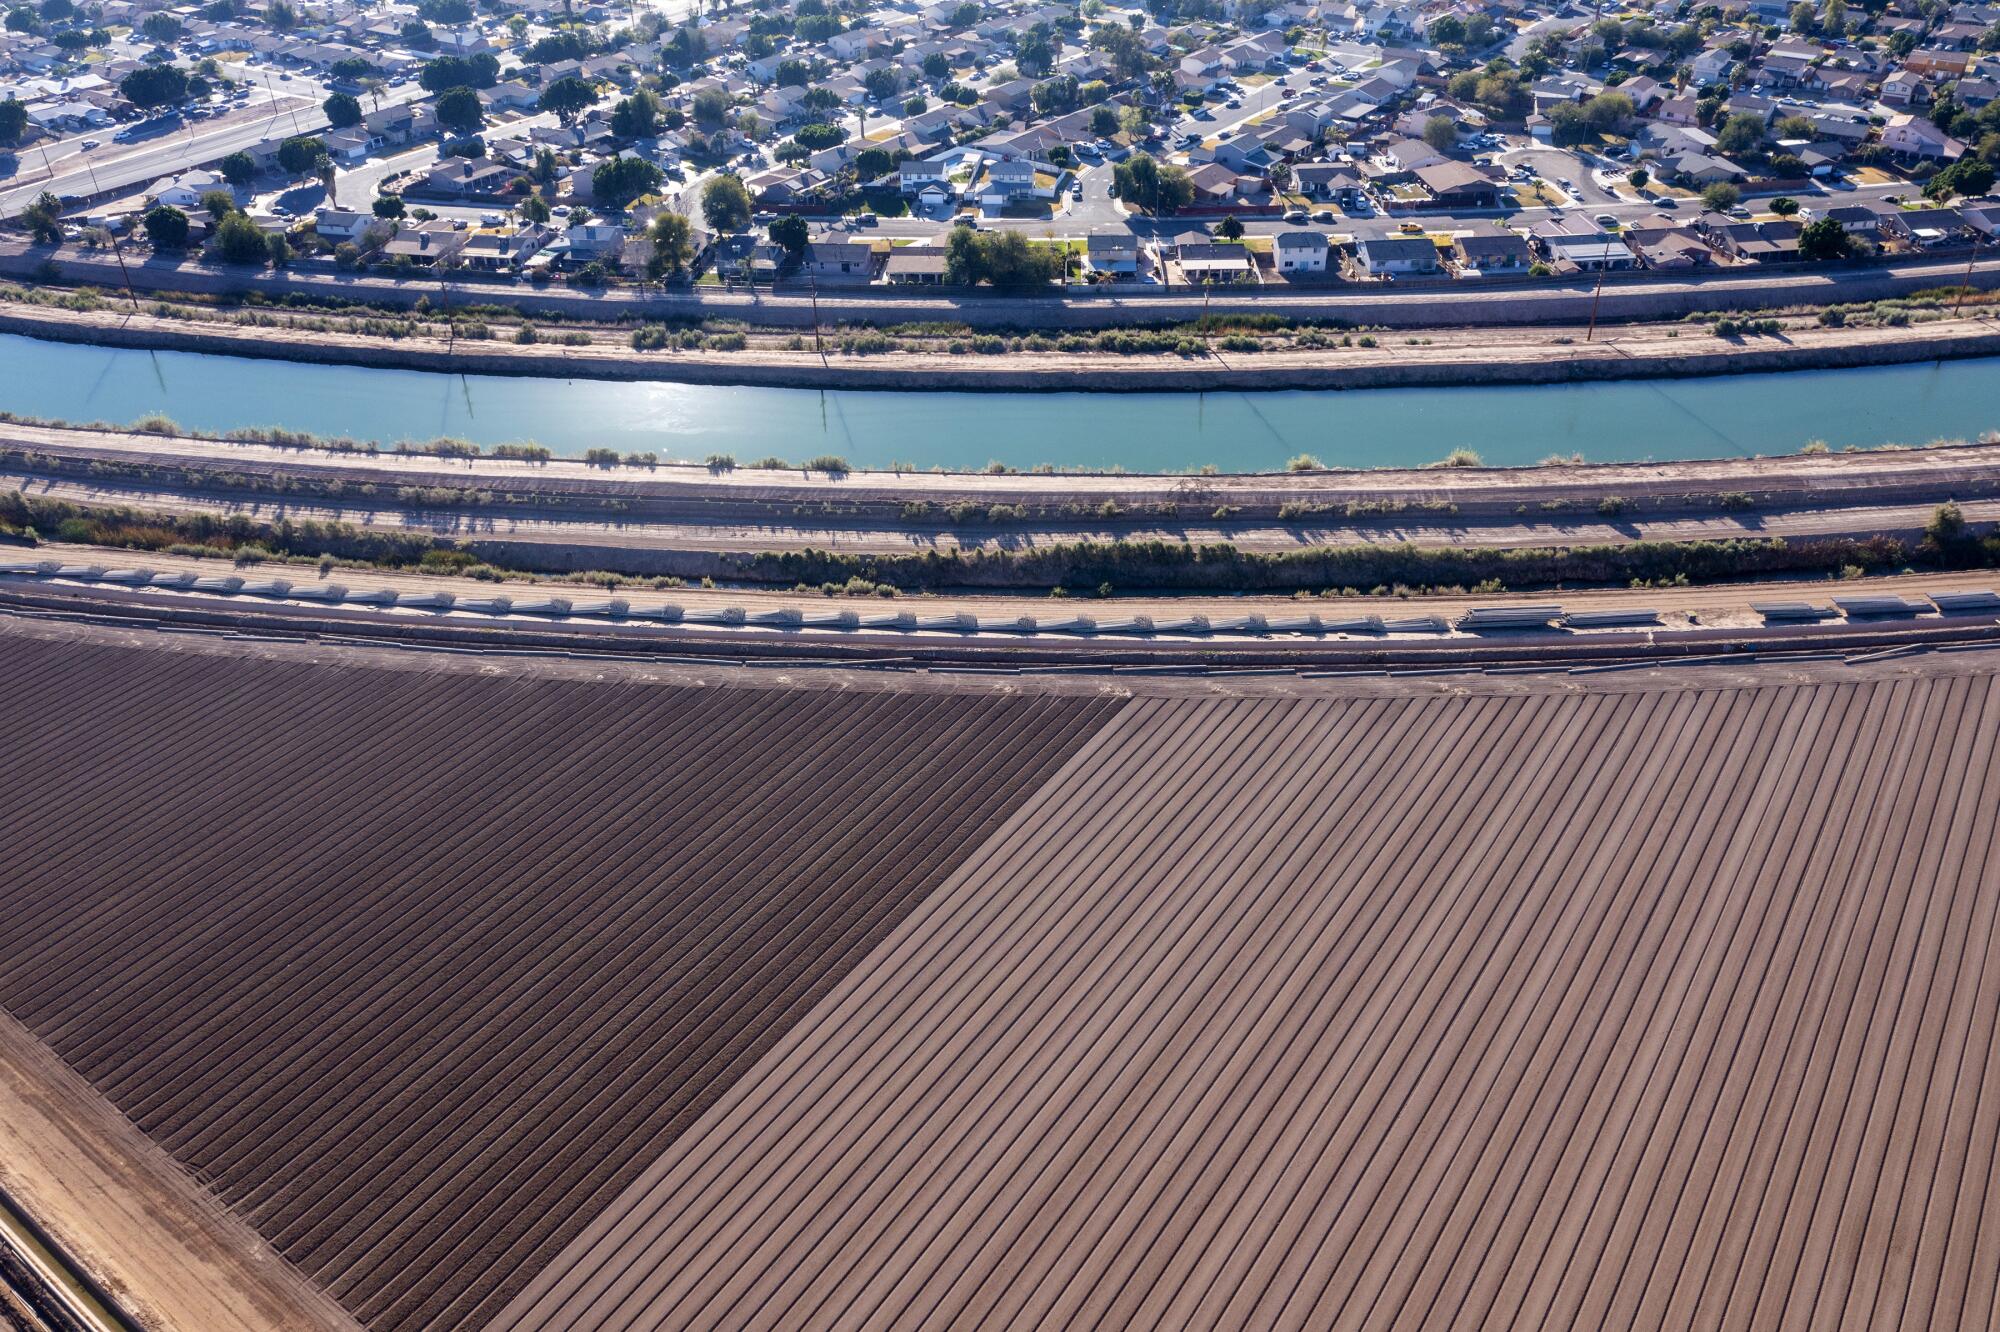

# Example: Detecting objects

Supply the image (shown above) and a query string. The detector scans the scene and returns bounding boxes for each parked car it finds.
[1312,209,1335,223]
[1595,213,1616,227]
[1283,208,1307,222]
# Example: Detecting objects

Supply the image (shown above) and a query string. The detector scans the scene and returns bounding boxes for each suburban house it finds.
[803,241,879,279]
[1273,230,1330,274]
[456,224,554,273]
[1537,230,1636,272]
[1881,114,1966,161]
[1085,232,1140,274]
[311,207,384,242]
[1413,161,1499,210]
[1291,162,1366,206]
[896,158,951,195]
[146,170,226,209]
[1354,235,1441,276]
[882,245,948,284]
[1621,226,1717,269]
[1453,231,1532,272]
[421,156,524,199]
[1700,219,1802,261]
[1173,242,1255,283]
[378,222,467,266]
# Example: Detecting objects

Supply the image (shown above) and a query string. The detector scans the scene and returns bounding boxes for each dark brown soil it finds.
[0,631,1120,1332]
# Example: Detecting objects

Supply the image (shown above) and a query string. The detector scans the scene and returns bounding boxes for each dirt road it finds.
[0,1012,360,1332]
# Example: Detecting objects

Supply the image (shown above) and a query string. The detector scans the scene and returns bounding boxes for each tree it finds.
[139,11,182,42]
[265,0,295,29]
[517,193,548,223]
[419,52,497,92]
[776,57,811,86]
[942,225,1058,289]
[611,89,659,139]
[436,85,483,135]
[692,86,729,128]
[1031,73,1079,116]
[1112,152,1193,213]
[1926,157,1996,201]
[400,19,434,48]
[214,212,270,263]
[20,191,61,243]
[1627,166,1649,190]
[539,75,598,128]
[1797,215,1850,260]
[922,51,949,80]
[1088,103,1119,137]
[1701,181,1741,212]
[1714,111,1765,157]
[793,121,845,152]
[143,203,190,247]
[276,134,328,176]
[220,150,256,185]
[1769,195,1799,216]
[323,91,363,128]
[120,63,188,110]
[702,172,752,230]
[591,155,662,210]
[1924,500,1971,557]
[372,193,405,218]
[864,66,901,102]
[644,210,693,279]
[1582,91,1633,132]
[1215,213,1243,239]
[1421,114,1456,152]
[198,188,235,220]
[768,212,808,253]
[0,96,25,146]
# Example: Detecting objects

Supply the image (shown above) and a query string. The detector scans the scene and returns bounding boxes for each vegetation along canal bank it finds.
[7,278,2000,394]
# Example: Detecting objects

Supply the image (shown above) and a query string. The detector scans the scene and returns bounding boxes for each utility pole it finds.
[807,264,827,366]
[1955,231,1981,318]
[80,155,140,314]
[1584,260,1606,341]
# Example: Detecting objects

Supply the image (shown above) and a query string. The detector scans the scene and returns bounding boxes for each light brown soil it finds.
[0,1011,361,1332]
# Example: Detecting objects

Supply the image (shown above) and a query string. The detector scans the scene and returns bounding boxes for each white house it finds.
[312,206,383,241]
[1273,230,1329,273]
[1881,113,1966,160]
[146,169,226,209]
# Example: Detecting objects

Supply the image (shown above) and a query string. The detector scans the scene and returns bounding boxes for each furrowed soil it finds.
[0,625,1121,1332]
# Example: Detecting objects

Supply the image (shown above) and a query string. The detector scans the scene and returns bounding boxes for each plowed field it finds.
[510,672,2000,1332]
[0,630,1120,1332]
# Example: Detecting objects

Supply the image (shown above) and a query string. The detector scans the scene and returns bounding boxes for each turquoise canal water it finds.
[4,333,1998,471]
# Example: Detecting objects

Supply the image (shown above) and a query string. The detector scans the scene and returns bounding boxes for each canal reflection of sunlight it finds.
[6,333,1998,474]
